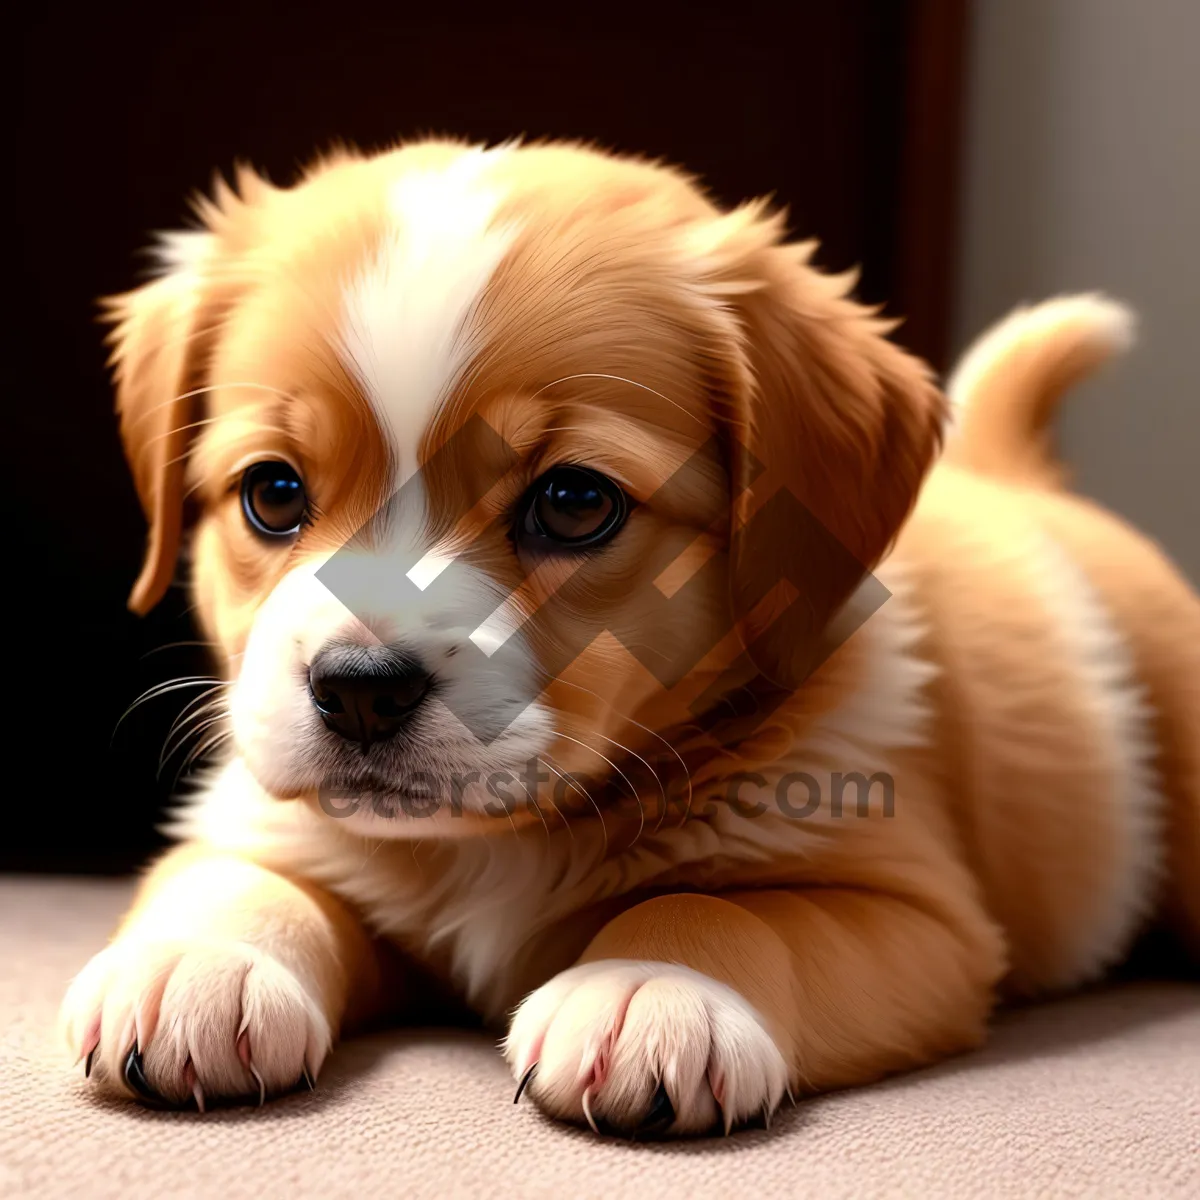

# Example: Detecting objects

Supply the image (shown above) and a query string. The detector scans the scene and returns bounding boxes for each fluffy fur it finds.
[60,141,1200,1136]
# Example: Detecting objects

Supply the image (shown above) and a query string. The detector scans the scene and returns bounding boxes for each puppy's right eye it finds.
[241,462,307,537]
[517,465,628,551]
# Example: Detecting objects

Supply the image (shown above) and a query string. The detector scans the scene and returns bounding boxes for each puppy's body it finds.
[61,141,1200,1134]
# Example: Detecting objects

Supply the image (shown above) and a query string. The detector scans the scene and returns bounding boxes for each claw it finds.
[182,1059,206,1113]
[707,1066,734,1135]
[581,1086,601,1135]
[249,1063,266,1108]
[123,1044,167,1107]
[237,1030,265,1106]
[513,1063,537,1104]
[301,1066,315,1092]
[708,1066,724,1107]
[632,1081,675,1139]
[77,1015,102,1074]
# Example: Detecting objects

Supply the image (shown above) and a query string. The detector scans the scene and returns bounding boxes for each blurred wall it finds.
[954,0,1199,582]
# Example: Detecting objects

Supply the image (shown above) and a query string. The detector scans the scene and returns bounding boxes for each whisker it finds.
[140,640,219,660]
[532,767,575,842]
[542,676,694,832]
[584,728,669,842]
[182,726,231,772]
[126,381,303,433]
[358,837,387,873]
[165,721,230,791]
[159,709,228,776]
[160,685,228,763]
[540,755,601,853]
[527,373,709,433]
[112,677,225,740]
[173,729,233,790]
[163,425,290,473]
[552,731,645,849]
[160,690,228,759]
[144,414,231,446]
[506,768,551,840]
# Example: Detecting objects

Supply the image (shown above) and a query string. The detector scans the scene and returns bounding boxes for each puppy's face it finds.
[110,141,943,837]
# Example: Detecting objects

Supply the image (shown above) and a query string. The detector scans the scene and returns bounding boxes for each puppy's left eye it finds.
[241,461,307,537]
[518,465,627,549]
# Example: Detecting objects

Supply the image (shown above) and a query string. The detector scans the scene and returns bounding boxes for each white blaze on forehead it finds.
[337,146,516,485]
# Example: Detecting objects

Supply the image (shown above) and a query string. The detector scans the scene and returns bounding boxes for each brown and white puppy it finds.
[60,140,1200,1135]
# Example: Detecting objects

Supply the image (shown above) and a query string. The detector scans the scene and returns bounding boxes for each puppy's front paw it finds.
[59,938,332,1109]
[504,960,789,1137]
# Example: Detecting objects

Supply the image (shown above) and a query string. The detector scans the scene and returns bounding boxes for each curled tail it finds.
[943,294,1136,488]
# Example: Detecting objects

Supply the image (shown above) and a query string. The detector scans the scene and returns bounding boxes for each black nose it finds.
[308,645,431,751]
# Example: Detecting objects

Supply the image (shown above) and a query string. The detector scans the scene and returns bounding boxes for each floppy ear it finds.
[105,240,214,615]
[105,167,272,613]
[692,206,947,687]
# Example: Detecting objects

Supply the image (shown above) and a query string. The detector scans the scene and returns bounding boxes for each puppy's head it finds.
[110,140,943,837]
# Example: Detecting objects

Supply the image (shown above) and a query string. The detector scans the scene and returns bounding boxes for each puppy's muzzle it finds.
[308,643,431,752]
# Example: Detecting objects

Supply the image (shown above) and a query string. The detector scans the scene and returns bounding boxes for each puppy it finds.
[60,140,1200,1135]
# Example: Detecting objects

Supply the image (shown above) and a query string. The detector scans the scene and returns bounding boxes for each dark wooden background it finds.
[10,0,967,872]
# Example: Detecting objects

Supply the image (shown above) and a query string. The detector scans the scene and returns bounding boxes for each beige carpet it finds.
[2,877,1197,1199]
